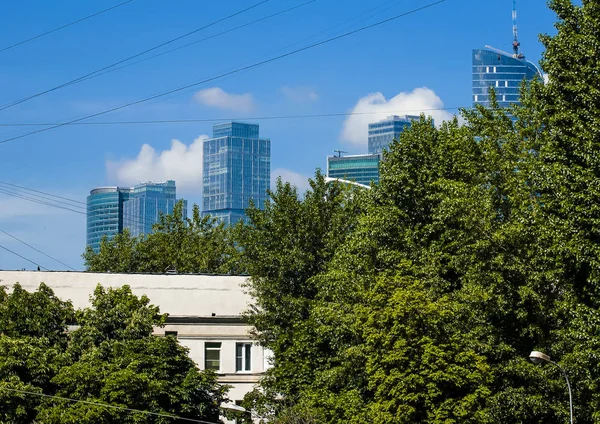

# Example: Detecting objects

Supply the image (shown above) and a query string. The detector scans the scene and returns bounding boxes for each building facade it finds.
[123,180,187,237]
[327,153,381,186]
[86,187,132,252]
[202,122,270,225]
[0,270,269,423]
[368,115,420,154]
[472,48,542,108]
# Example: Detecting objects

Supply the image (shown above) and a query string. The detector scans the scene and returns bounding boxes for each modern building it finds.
[86,187,132,252]
[87,181,186,252]
[327,153,381,186]
[472,47,542,108]
[0,270,270,424]
[123,180,187,237]
[202,122,270,225]
[368,115,420,154]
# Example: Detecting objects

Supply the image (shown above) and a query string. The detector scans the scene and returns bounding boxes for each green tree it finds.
[0,283,227,423]
[237,170,364,415]
[84,201,240,274]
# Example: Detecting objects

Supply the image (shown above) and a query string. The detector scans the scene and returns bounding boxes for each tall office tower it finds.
[472,2,542,108]
[327,153,381,186]
[123,180,187,237]
[87,187,132,252]
[368,115,420,154]
[202,122,271,225]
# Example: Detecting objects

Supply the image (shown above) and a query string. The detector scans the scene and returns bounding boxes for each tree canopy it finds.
[0,283,227,423]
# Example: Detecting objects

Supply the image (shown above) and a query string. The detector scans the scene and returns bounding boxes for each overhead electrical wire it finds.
[0,0,136,54]
[0,242,47,270]
[0,228,75,271]
[0,187,86,215]
[0,107,463,128]
[49,0,318,87]
[0,180,85,206]
[0,387,220,424]
[0,0,271,113]
[0,0,447,146]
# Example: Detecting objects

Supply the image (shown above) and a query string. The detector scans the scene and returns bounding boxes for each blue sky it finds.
[0,0,558,270]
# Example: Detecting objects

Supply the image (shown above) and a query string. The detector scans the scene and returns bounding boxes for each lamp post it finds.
[529,351,574,424]
[324,177,372,190]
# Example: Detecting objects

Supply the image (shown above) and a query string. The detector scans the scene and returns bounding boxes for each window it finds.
[236,343,252,372]
[205,342,221,371]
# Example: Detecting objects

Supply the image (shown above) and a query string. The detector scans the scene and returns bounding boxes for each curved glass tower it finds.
[472,48,542,108]
[86,187,131,252]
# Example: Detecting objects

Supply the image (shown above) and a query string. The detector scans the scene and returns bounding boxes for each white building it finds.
[0,271,270,423]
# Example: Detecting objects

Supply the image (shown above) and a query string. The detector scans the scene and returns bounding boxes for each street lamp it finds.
[324,177,372,190]
[529,350,574,424]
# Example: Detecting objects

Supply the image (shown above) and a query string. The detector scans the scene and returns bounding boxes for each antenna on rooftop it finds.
[512,0,524,59]
[333,149,347,157]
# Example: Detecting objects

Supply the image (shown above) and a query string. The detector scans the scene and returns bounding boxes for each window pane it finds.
[205,342,221,371]
[244,344,251,371]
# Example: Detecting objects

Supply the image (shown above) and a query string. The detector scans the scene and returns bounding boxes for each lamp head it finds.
[529,350,551,364]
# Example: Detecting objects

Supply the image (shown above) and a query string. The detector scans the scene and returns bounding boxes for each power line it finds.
[0,387,220,424]
[0,243,47,270]
[0,181,86,206]
[0,107,462,127]
[52,0,318,87]
[0,228,75,271]
[0,0,136,54]
[0,187,86,215]
[0,0,447,146]
[0,0,270,113]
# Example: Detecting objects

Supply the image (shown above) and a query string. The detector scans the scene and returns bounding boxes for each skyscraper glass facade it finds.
[123,180,187,237]
[368,115,420,154]
[327,154,381,186]
[472,48,542,108]
[202,122,270,226]
[86,187,131,252]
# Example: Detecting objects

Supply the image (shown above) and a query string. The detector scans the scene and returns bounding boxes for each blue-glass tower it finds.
[86,187,132,252]
[368,115,420,154]
[327,153,381,186]
[202,122,271,225]
[472,48,542,108]
[123,180,187,237]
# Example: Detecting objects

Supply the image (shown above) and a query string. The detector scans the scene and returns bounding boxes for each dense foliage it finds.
[84,201,240,274]
[0,283,227,423]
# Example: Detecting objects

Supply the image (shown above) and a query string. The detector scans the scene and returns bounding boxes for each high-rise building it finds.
[472,3,542,108]
[327,153,381,186]
[472,48,542,108]
[202,122,270,225]
[368,115,420,154]
[87,181,186,252]
[123,180,187,237]
[86,187,132,252]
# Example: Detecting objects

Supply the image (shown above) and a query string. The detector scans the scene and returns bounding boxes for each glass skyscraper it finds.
[87,181,186,252]
[327,153,381,186]
[368,115,420,154]
[202,122,270,225]
[472,48,542,108]
[123,180,187,237]
[86,187,132,252]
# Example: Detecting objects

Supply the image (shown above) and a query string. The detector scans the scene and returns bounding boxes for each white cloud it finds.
[281,86,318,103]
[106,135,207,193]
[194,87,255,112]
[271,168,311,193]
[340,87,455,147]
